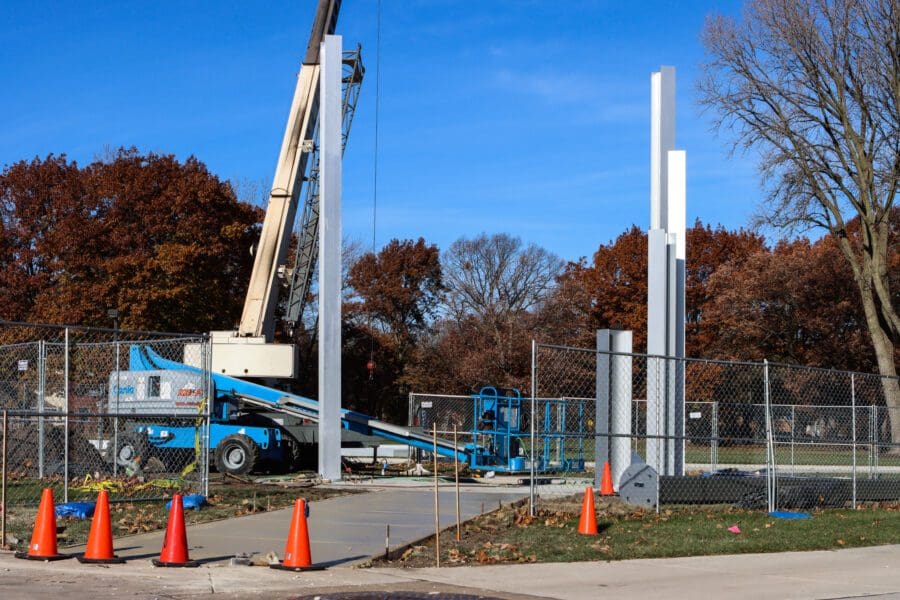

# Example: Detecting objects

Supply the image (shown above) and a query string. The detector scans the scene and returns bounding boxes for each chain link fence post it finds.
[112,338,120,477]
[790,404,796,475]
[203,334,212,498]
[529,339,536,517]
[37,339,45,479]
[869,404,876,479]
[63,327,70,503]
[851,372,857,509]
[763,359,775,513]
[711,400,718,473]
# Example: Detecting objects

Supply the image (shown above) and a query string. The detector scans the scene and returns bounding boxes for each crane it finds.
[205,0,363,378]
[107,0,481,477]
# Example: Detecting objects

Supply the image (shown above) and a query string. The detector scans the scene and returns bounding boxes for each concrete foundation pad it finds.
[66,486,528,567]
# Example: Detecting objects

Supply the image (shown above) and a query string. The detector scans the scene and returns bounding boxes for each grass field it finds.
[531,440,900,471]
[374,497,900,567]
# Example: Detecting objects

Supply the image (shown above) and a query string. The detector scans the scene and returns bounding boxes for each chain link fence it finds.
[0,322,210,509]
[410,342,900,514]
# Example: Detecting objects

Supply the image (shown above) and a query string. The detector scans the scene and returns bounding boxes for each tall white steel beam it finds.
[650,67,675,231]
[646,228,668,475]
[596,328,634,490]
[318,34,342,481]
[609,330,633,490]
[667,150,686,476]
[595,330,611,490]
[647,66,683,477]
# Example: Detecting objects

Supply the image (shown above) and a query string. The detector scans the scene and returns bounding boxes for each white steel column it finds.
[650,67,675,230]
[318,34,342,481]
[609,330,633,490]
[667,150,686,476]
[647,66,684,477]
[596,329,634,490]
[595,330,611,491]
[646,229,668,475]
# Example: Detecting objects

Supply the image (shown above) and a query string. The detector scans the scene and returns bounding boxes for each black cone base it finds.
[270,563,326,572]
[152,558,200,568]
[14,551,72,561]
[78,554,126,564]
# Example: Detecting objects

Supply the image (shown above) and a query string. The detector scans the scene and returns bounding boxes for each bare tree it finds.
[442,233,563,322]
[699,0,900,445]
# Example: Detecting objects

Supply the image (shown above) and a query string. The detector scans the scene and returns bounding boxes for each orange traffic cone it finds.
[152,494,198,567]
[15,488,71,561]
[271,498,324,571]
[577,486,599,535]
[600,461,615,496]
[77,490,124,564]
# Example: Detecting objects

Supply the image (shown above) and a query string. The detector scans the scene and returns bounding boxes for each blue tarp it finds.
[55,502,95,520]
[166,494,207,511]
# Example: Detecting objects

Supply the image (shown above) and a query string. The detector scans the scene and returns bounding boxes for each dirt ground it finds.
[3,474,357,551]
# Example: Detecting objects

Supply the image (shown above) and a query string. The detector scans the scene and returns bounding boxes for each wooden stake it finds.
[433,423,440,567]
[454,424,461,542]
[385,524,390,560]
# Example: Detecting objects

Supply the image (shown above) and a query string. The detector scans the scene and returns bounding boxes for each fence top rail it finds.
[42,337,204,348]
[765,360,899,381]
[410,394,898,411]
[0,409,207,418]
[534,342,898,383]
[0,320,206,339]
[0,341,41,350]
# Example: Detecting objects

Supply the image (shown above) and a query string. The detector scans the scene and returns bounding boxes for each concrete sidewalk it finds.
[2,543,898,599]
[70,485,528,566]
[383,543,900,600]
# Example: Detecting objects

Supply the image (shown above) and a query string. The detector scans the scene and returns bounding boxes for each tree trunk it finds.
[856,267,900,450]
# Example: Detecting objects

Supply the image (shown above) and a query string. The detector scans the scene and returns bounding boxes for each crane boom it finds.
[285,47,364,326]
[239,0,341,340]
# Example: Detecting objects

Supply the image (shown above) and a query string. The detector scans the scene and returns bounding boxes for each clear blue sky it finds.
[1,0,760,262]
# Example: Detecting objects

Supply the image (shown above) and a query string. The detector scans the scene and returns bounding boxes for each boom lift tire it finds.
[116,432,152,468]
[214,433,259,475]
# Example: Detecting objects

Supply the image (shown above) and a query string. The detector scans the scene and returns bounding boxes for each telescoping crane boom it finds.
[240,0,338,341]
[202,0,363,378]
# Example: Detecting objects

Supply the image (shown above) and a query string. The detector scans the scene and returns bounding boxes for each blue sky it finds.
[1,0,761,262]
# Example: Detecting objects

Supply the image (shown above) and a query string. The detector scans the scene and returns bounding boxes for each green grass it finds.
[521,439,900,471]
[377,501,900,566]
[684,445,900,468]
